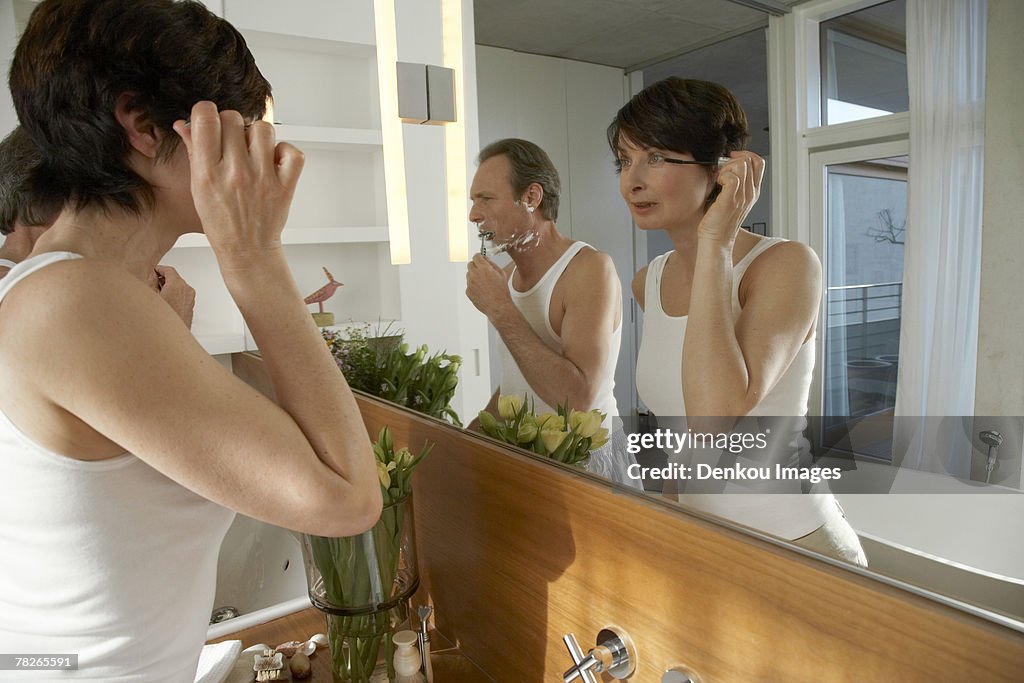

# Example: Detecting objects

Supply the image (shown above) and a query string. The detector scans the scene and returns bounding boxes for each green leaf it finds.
[549,426,580,463]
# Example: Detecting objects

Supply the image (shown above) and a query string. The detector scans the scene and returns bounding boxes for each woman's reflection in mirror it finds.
[609,78,866,566]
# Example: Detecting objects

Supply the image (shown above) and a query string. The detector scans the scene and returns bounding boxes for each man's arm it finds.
[468,249,621,413]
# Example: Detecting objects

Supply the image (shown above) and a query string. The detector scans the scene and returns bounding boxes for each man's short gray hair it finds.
[478,138,561,222]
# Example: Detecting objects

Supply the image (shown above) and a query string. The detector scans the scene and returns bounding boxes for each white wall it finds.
[394,0,491,421]
[475,45,637,418]
[975,0,1024,420]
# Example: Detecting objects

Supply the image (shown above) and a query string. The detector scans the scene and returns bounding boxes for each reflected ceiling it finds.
[474,0,806,70]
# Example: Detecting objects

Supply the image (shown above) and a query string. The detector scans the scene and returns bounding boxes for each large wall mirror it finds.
[461,0,1024,633]
[2,0,1016,645]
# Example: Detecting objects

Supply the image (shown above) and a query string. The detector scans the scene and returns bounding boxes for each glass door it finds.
[809,141,908,460]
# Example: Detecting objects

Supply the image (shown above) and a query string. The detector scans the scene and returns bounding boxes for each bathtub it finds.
[834,464,1024,623]
[206,515,312,640]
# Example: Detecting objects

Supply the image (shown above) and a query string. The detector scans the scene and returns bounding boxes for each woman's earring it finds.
[526,205,535,213]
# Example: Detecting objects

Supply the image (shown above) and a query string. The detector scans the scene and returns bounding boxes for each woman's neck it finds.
[31,204,183,282]
[664,217,701,263]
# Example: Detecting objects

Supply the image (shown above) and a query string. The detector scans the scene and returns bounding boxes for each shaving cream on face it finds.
[490,229,539,254]
[477,198,542,254]
[477,222,540,255]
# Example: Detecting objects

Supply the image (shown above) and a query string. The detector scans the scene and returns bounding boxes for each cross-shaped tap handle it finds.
[562,633,599,683]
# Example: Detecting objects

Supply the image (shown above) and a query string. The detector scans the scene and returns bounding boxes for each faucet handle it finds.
[562,633,599,683]
[563,627,638,681]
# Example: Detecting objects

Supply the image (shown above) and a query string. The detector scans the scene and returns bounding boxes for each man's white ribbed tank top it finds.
[498,241,621,427]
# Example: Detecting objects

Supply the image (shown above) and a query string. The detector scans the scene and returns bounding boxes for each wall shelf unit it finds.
[175,227,388,249]
[0,0,491,422]
[163,0,399,357]
[275,125,382,151]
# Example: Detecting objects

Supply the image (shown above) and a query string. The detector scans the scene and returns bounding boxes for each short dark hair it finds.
[0,127,61,236]
[9,0,271,215]
[478,138,561,222]
[608,78,749,208]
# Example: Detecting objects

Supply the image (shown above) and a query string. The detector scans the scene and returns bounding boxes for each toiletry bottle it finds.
[392,630,426,683]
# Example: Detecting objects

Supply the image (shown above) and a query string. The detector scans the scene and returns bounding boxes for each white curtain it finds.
[895,0,986,475]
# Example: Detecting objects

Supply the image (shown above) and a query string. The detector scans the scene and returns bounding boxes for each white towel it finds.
[194,640,243,683]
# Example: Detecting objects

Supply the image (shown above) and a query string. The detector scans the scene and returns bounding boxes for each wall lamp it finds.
[376,0,471,264]
[374,0,411,265]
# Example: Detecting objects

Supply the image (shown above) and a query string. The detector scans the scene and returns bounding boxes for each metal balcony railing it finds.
[826,281,902,359]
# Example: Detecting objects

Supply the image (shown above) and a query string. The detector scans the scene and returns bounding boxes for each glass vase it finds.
[301,494,419,683]
[323,602,408,683]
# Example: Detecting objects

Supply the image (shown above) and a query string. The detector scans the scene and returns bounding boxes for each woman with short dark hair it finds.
[611,77,866,566]
[0,1,382,678]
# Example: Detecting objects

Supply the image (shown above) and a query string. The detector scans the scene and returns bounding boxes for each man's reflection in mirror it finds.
[465,138,641,489]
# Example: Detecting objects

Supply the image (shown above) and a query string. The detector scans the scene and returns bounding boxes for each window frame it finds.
[768,0,910,420]
[809,140,909,433]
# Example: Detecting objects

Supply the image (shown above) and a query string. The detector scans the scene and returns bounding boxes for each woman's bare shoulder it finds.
[739,238,822,314]
[0,257,206,385]
[1,258,133,327]
[746,239,820,285]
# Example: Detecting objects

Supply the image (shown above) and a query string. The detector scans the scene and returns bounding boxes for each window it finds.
[821,156,907,458]
[818,0,908,126]
[771,0,911,461]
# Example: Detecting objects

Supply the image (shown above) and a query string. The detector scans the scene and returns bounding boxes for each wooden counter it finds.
[232,352,1024,681]
[207,607,490,682]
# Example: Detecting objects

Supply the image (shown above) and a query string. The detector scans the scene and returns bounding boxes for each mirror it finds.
[462,0,1024,630]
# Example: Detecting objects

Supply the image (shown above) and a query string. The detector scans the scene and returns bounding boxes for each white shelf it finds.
[276,125,381,150]
[243,320,403,353]
[284,227,389,244]
[322,319,405,338]
[239,28,375,57]
[196,332,247,356]
[174,226,388,249]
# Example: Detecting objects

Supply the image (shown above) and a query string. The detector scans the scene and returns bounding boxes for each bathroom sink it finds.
[206,515,311,640]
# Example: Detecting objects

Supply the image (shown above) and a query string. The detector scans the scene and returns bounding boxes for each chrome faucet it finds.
[562,627,637,682]
[980,430,1003,483]
[562,633,598,683]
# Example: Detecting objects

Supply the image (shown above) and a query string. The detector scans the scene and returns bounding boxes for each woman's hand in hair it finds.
[698,151,764,245]
[172,101,305,269]
[149,265,195,329]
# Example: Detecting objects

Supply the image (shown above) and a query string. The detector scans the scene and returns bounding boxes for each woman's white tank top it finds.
[637,238,815,416]
[635,238,832,539]
[0,252,235,681]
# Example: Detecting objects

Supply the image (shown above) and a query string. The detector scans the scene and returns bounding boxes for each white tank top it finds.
[498,241,621,428]
[0,252,235,682]
[635,238,832,539]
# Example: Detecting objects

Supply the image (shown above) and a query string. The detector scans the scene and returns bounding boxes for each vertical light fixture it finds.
[441,0,469,262]
[374,0,411,265]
